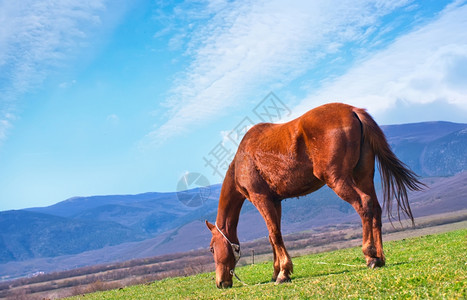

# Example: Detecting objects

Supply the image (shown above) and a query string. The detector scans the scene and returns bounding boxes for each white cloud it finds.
[293,1,467,119]
[0,0,108,144]
[147,0,414,144]
[220,130,231,147]
[0,112,15,146]
[0,119,11,142]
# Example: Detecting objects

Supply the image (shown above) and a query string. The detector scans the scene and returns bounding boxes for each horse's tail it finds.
[353,108,425,225]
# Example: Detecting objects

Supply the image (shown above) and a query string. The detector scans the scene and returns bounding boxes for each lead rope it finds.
[230,269,249,286]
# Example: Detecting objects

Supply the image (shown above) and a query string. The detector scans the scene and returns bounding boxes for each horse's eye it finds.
[210,247,214,253]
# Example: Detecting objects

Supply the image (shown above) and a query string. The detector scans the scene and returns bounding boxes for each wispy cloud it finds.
[0,116,13,142]
[293,1,467,119]
[146,0,415,144]
[59,80,77,89]
[0,0,108,145]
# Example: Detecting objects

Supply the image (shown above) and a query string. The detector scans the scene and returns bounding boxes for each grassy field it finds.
[69,229,466,299]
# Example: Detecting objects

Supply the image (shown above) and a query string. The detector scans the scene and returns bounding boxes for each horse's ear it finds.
[205,220,215,231]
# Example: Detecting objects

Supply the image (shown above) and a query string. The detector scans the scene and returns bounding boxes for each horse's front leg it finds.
[252,195,293,284]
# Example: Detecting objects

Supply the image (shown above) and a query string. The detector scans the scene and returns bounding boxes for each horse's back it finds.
[299,103,360,132]
[298,103,363,178]
[233,103,364,199]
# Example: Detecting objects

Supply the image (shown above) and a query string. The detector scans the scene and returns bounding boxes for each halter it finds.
[214,223,248,285]
[215,222,241,263]
[215,222,248,286]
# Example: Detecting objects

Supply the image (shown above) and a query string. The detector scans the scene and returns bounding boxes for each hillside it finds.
[382,121,467,176]
[27,187,222,235]
[0,210,143,264]
[67,229,466,299]
[0,121,466,281]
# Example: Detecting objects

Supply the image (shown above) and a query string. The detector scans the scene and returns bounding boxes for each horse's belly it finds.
[253,151,323,198]
[272,170,324,199]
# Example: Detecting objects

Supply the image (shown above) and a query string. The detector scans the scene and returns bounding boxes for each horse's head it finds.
[205,220,240,288]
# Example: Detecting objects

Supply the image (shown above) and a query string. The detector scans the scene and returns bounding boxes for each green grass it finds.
[70,229,466,299]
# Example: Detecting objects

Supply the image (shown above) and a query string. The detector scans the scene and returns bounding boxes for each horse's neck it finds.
[215,191,244,245]
[215,164,245,243]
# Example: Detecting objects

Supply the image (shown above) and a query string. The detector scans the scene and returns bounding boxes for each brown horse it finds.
[206,103,424,288]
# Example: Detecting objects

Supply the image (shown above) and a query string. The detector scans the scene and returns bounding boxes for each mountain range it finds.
[1,121,466,281]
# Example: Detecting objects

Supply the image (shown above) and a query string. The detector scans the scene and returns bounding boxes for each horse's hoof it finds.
[367,257,385,269]
[274,276,292,285]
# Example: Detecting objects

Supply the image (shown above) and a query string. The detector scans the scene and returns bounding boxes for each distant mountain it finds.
[27,186,222,235]
[0,210,143,263]
[382,121,467,176]
[2,171,466,281]
[1,121,466,280]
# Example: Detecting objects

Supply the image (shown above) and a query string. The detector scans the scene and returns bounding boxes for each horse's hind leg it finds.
[327,177,380,268]
[371,193,385,267]
[353,142,385,267]
[270,201,282,282]
[251,194,292,284]
[354,177,385,268]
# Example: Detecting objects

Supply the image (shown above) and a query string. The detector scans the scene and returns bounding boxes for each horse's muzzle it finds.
[217,280,233,289]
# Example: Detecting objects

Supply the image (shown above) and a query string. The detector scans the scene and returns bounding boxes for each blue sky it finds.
[1,0,467,211]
